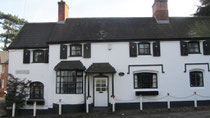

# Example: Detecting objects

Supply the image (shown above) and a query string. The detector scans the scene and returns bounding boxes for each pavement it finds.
[0,97,6,117]
[2,106,210,118]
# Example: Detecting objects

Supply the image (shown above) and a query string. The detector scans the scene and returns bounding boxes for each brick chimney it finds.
[152,0,169,23]
[58,0,69,22]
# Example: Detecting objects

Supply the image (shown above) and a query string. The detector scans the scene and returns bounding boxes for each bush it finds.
[5,74,31,110]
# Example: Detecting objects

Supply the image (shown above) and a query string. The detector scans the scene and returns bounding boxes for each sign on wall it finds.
[15,70,30,74]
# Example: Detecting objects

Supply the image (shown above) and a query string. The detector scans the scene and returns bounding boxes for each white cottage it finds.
[8,0,210,114]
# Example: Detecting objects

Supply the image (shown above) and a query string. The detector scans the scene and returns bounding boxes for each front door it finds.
[94,77,108,107]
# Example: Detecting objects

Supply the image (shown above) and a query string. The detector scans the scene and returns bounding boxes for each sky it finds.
[0,0,201,23]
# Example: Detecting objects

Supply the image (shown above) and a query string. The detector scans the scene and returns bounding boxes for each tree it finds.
[194,0,210,16]
[0,12,27,50]
[5,74,31,110]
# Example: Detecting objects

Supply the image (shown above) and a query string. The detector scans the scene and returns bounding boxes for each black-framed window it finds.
[33,50,45,63]
[56,70,83,94]
[134,73,157,89]
[30,82,44,99]
[188,41,200,54]
[70,44,82,57]
[190,71,204,87]
[138,43,150,55]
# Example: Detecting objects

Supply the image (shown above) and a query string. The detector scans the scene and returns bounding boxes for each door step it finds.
[92,107,110,113]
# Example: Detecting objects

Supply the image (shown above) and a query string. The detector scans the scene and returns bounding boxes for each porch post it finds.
[86,97,89,113]
[111,74,114,97]
[88,74,90,97]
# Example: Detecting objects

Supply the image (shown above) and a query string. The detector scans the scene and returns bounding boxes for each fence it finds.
[10,91,210,117]
[112,92,210,112]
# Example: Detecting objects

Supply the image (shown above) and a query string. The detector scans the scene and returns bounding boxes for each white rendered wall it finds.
[9,40,210,109]
[9,49,50,109]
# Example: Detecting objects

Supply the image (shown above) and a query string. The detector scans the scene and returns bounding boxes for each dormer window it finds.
[188,41,200,54]
[70,44,82,57]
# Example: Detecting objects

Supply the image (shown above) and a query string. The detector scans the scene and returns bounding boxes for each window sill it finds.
[27,99,45,105]
[69,55,83,57]
[190,86,204,88]
[134,88,158,89]
[135,91,159,96]
[138,54,152,56]
[56,93,83,95]
[188,53,202,54]
[32,62,45,63]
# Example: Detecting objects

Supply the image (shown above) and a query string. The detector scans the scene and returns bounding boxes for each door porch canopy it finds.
[85,63,116,98]
[54,61,86,71]
[85,63,116,74]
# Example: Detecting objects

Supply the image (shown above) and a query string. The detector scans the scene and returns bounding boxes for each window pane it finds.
[71,46,76,50]
[33,50,44,62]
[102,88,106,91]
[96,88,100,91]
[71,45,82,56]
[56,70,83,94]
[57,71,60,76]
[76,88,82,94]
[77,83,82,88]
[77,77,83,82]
[190,71,203,87]
[138,43,150,55]
[30,82,44,99]
[134,73,157,89]
[188,42,199,53]
[60,77,64,82]
[61,71,65,76]
[77,71,83,76]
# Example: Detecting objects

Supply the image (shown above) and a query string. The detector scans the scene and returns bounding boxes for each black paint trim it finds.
[26,99,45,105]
[9,47,49,50]
[6,100,210,116]
[53,103,85,114]
[127,64,165,74]
[60,44,67,59]
[84,74,87,105]
[115,100,210,110]
[111,74,114,97]
[23,49,30,64]
[88,74,90,97]
[203,40,210,55]
[129,42,137,57]
[184,63,210,73]
[135,91,159,96]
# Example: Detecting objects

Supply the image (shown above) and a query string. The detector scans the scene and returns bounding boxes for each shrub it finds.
[5,74,31,110]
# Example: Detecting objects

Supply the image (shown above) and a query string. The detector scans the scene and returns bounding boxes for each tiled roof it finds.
[54,61,86,71]
[86,63,116,73]
[9,17,210,49]
[9,23,56,49]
